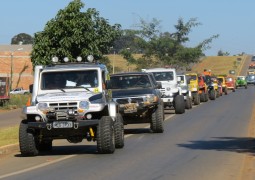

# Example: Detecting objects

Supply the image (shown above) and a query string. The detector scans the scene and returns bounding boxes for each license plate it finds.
[53,121,73,128]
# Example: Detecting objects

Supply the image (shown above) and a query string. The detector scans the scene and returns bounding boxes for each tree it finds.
[31,0,121,67]
[217,49,230,56]
[121,17,219,70]
[112,29,144,54]
[11,33,33,44]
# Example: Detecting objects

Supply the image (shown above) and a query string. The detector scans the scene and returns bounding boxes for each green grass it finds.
[0,94,30,147]
[0,125,19,147]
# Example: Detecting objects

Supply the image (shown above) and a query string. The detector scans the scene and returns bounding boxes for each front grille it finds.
[159,88,166,94]
[116,97,144,104]
[49,102,78,111]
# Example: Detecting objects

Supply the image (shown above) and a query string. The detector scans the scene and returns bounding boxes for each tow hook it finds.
[74,122,79,129]
[89,127,94,137]
[46,123,52,130]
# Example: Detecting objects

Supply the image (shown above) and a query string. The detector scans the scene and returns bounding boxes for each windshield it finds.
[204,75,212,85]
[152,72,173,81]
[177,75,185,84]
[110,75,152,89]
[41,70,98,90]
[247,75,255,80]
[237,76,245,80]
[217,78,223,83]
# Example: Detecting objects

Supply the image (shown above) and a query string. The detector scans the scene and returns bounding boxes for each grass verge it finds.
[0,125,19,147]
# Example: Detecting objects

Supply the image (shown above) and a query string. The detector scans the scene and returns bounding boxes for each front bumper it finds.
[28,119,99,129]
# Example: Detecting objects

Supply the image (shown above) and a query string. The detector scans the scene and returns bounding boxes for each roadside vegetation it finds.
[0,94,30,147]
[0,125,19,147]
[0,94,30,110]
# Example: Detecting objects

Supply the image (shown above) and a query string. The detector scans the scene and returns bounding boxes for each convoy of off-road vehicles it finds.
[18,55,251,156]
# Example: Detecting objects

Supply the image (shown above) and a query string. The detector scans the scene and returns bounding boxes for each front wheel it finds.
[151,102,164,133]
[193,93,200,105]
[224,87,228,95]
[174,95,185,114]
[114,114,124,148]
[185,96,192,109]
[209,89,216,100]
[19,120,39,156]
[97,116,115,154]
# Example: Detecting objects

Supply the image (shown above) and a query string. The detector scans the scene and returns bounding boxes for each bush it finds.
[0,94,30,110]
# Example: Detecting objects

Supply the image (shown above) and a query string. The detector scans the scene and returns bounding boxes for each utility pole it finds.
[10,52,13,91]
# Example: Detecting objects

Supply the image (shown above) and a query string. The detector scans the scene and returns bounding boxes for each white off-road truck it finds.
[177,74,192,109]
[19,56,124,156]
[142,68,185,114]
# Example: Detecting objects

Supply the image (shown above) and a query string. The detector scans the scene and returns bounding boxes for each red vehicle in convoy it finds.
[198,75,209,102]
[225,76,236,92]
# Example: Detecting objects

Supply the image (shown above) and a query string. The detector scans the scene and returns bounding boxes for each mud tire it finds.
[114,114,124,148]
[151,102,164,133]
[19,120,39,156]
[174,95,185,114]
[97,116,115,154]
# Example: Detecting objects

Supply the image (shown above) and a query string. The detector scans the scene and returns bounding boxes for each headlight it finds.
[144,95,158,103]
[38,103,48,111]
[166,87,171,91]
[79,101,89,110]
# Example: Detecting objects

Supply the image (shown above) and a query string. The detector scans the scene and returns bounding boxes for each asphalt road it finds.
[0,108,23,128]
[0,85,255,180]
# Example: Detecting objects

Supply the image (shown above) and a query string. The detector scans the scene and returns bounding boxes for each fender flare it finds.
[108,101,117,121]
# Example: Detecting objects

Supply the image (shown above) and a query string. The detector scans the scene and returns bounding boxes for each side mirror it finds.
[29,84,33,93]
[105,80,112,89]
[177,76,181,82]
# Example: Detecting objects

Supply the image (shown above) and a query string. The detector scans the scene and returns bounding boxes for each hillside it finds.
[190,55,247,76]
[106,54,247,76]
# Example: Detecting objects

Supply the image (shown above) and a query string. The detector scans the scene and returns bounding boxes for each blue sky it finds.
[1,0,255,56]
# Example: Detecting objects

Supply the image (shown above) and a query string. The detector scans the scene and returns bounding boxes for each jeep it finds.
[198,75,209,102]
[108,72,164,133]
[204,75,218,100]
[225,76,236,92]
[142,68,185,114]
[177,74,192,109]
[236,76,248,89]
[217,76,228,95]
[19,56,124,156]
[185,73,201,105]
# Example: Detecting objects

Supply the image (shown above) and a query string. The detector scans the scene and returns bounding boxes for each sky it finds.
[1,0,255,56]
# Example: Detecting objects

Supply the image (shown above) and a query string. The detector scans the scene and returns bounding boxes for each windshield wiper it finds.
[64,86,92,92]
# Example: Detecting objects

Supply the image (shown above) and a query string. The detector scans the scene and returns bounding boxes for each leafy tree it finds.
[217,49,230,56]
[112,29,144,54]
[31,0,121,67]
[11,33,33,44]
[121,17,219,70]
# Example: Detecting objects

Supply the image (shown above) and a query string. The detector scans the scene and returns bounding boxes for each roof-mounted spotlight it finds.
[77,56,82,62]
[52,56,59,63]
[87,55,94,63]
[63,57,69,62]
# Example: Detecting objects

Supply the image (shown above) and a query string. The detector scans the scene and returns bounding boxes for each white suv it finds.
[19,56,124,156]
[142,68,185,114]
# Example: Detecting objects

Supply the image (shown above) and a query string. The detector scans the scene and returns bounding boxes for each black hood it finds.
[112,88,154,98]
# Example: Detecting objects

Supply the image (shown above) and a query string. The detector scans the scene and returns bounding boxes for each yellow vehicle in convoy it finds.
[217,75,228,95]
[186,73,200,105]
